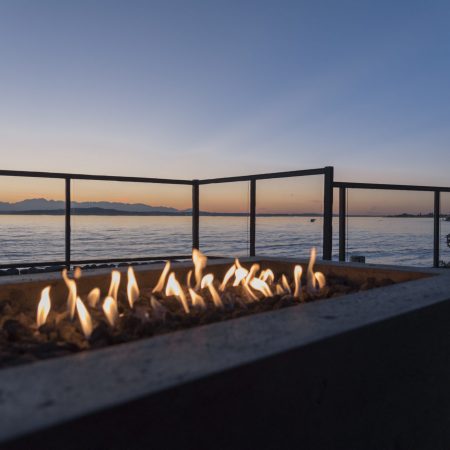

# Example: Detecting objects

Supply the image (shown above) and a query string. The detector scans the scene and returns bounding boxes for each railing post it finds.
[339,186,346,262]
[434,190,440,268]
[249,179,256,257]
[65,177,71,269]
[192,180,200,249]
[322,166,334,260]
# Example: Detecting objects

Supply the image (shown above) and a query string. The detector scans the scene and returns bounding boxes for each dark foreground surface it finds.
[2,298,450,450]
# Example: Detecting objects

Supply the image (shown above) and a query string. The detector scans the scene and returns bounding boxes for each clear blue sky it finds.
[0,0,449,206]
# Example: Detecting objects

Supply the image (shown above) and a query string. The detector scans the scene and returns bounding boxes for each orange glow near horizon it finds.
[0,177,449,215]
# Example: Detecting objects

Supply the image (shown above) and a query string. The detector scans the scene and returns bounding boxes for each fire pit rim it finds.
[0,259,449,444]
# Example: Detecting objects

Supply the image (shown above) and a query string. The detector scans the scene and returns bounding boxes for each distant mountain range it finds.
[0,198,323,217]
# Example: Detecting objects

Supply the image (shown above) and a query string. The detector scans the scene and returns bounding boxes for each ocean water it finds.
[0,215,449,267]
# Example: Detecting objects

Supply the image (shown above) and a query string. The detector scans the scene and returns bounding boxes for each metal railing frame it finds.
[334,181,450,268]
[0,167,333,269]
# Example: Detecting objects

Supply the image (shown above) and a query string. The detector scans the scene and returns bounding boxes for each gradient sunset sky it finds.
[0,1,449,214]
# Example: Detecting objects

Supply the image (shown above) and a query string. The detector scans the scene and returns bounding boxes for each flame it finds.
[233,267,249,286]
[189,288,206,309]
[245,264,260,285]
[219,264,236,291]
[36,286,51,327]
[275,283,285,295]
[103,296,118,326]
[193,248,208,290]
[293,265,303,298]
[249,278,273,297]
[186,270,193,289]
[314,271,326,289]
[73,266,82,279]
[150,295,167,320]
[62,269,77,320]
[235,258,243,269]
[87,288,101,307]
[76,297,92,339]
[166,272,189,313]
[281,274,291,293]
[108,270,121,302]
[153,261,171,293]
[307,247,317,291]
[259,269,274,284]
[127,267,140,308]
[200,273,223,308]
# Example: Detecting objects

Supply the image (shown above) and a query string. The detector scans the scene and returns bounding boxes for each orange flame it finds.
[193,248,208,290]
[166,272,189,313]
[36,286,51,327]
[62,269,77,320]
[73,266,82,279]
[76,297,92,339]
[281,274,291,294]
[249,278,273,297]
[103,296,118,327]
[127,266,140,308]
[307,247,317,291]
[233,267,249,286]
[259,269,275,284]
[201,273,223,308]
[87,288,101,307]
[275,283,285,295]
[153,261,171,293]
[245,264,260,285]
[293,265,303,298]
[189,288,206,309]
[314,271,326,289]
[243,283,258,301]
[186,270,193,289]
[219,264,236,292]
[108,270,121,303]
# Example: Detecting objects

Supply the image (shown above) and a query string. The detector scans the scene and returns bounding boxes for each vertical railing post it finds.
[249,178,256,257]
[65,177,71,269]
[433,190,440,268]
[339,186,346,262]
[192,180,200,250]
[322,166,334,260]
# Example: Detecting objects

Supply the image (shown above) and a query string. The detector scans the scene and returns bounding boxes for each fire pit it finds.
[1,255,450,450]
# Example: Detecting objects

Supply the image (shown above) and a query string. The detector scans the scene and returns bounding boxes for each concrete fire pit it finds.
[1,259,450,450]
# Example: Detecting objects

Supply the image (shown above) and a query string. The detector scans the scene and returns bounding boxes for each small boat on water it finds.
[310,218,316,223]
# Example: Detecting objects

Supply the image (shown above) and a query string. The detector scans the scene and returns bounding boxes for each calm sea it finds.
[0,215,449,267]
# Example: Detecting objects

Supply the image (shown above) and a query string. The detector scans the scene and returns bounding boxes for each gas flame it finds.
[219,264,236,292]
[249,278,273,297]
[62,269,77,320]
[108,270,121,302]
[307,247,317,291]
[201,273,223,308]
[281,274,291,293]
[127,267,140,308]
[259,269,275,284]
[314,271,326,289]
[243,283,258,301]
[193,248,208,290]
[76,297,92,339]
[103,296,118,327]
[153,261,171,293]
[87,288,101,307]
[166,272,189,313]
[36,286,51,327]
[275,283,285,295]
[186,270,193,289]
[293,265,303,298]
[245,264,260,285]
[189,288,206,309]
[233,267,249,286]
[74,266,82,279]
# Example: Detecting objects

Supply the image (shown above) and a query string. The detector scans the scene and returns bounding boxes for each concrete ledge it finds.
[0,261,449,449]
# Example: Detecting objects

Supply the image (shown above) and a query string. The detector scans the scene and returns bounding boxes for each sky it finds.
[0,0,449,213]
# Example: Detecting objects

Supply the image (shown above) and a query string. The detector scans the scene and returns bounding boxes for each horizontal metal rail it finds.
[0,167,332,270]
[334,181,449,267]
